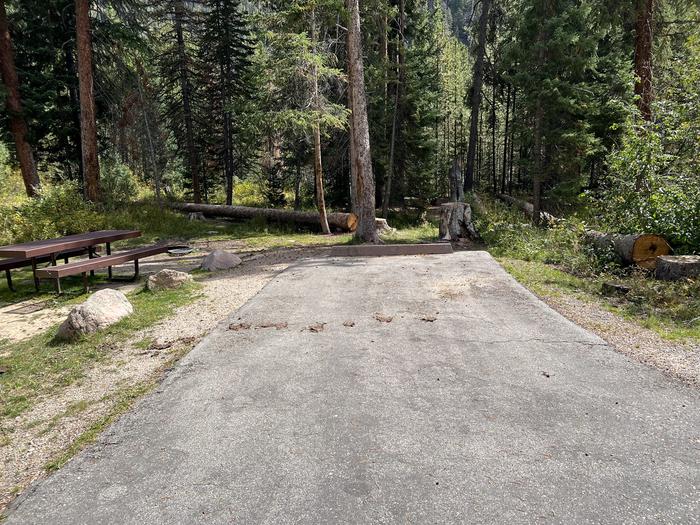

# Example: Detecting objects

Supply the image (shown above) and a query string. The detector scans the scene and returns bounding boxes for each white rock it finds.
[147,269,193,291]
[201,250,242,271]
[56,289,133,340]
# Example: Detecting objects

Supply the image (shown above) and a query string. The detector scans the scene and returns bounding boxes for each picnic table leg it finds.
[31,258,39,291]
[55,277,62,295]
[50,253,57,266]
[106,242,112,280]
[5,269,14,292]
[88,247,95,277]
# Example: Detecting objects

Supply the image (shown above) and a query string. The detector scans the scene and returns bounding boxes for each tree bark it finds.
[497,193,557,225]
[346,0,379,243]
[174,0,201,203]
[439,202,478,241]
[0,0,40,197]
[585,230,671,270]
[634,0,654,122]
[75,0,100,202]
[655,256,700,281]
[463,0,491,193]
[311,8,331,234]
[170,202,358,232]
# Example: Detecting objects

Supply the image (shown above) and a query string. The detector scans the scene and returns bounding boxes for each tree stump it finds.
[375,218,394,234]
[655,255,700,281]
[585,231,671,270]
[439,202,479,242]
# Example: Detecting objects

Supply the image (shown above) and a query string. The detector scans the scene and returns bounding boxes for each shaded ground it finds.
[6,251,698,524]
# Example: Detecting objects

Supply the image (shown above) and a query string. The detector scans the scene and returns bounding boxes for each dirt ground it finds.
[0,244,325,512]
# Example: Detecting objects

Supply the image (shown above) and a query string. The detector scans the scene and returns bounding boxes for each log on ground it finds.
[585,230,672,270]
[439,202,479,242]
[169,202,358,232]
[655,255,700,281]
[496,194,558,225]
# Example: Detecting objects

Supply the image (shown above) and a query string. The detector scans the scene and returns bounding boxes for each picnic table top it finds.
[0,230,141,259]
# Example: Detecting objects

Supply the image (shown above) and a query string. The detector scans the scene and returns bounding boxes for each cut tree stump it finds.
[655,255,700,281]
[375,218,394,234]
[170,202,357,232]
[585,231,671,270]
[439,202,479,242]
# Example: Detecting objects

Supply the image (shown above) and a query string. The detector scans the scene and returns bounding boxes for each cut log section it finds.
[655,255,700,281]
[439,202,480,242]
[585,230,672,270]
[170,202,358,232]
[496,194,558,225]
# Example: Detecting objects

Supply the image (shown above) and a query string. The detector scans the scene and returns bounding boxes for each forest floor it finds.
[1,212,698,515]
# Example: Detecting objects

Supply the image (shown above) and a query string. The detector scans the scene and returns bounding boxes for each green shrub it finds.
[1,181,105,243]
[100,158,139,210]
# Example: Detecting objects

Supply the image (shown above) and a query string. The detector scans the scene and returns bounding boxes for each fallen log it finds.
[655,255,700,281]
[439,202,480,242]
[496,194,558,225]
[584,230,672,270]
[169,202,358,232]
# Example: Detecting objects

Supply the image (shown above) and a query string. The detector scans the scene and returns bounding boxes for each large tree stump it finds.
[439,202,479,242]
[655,256,700,281]
[585,230,672,270]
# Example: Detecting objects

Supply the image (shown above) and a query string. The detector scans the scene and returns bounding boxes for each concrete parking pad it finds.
[6,251,699,524]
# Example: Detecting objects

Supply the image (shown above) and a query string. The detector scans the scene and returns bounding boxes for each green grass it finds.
[0,283,202,420]
[498,254,700,342]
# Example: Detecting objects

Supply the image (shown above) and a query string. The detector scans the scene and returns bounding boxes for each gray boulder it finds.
[56,289,133,340]
[147,269,193,291]
[201,250,242,271]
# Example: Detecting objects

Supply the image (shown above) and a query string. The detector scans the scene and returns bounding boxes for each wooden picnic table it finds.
[0,230,141,290]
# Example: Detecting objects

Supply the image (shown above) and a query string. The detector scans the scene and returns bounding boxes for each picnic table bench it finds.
[0,230,173,293]
[36,244,172,293]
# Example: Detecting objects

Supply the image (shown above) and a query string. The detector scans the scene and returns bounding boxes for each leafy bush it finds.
[1,181,104,243]
[594,34,700,254]
[100,158,139,210]
[473,195,607,276]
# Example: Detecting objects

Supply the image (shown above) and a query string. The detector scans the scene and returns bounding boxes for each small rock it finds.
[229,322,251,331]
[147,269,193,291]
[188,212,206,221]
[56,289,133,340]
[343,321,356,328]
[201,250,242,271]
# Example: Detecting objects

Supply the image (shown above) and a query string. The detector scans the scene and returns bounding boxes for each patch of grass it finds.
[499,258,700,342]
[380,221,439,244]
[43,336,197,473]
[0,284,201,420]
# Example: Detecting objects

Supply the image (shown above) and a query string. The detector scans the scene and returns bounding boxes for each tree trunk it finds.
[655,256,700,281]
[382,73,399,217]
[531,11,548,226]
[634,0,654,122]
[501,84,511,194]
[75,0,100,202]
[497,193,557,225]
[439,202,479,242]
[294,163,302,210]
[346,0,379,243]
[585,230,671,270]
[174,0,201,203]
[311,8,330,234]
[463,0,491,193]
[0,0,39,197]
[170,202,358,232]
